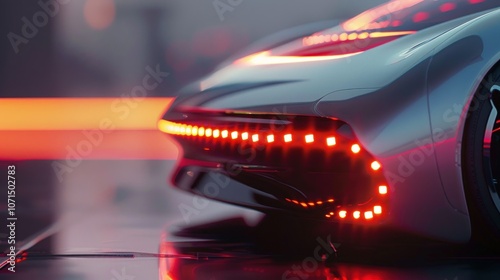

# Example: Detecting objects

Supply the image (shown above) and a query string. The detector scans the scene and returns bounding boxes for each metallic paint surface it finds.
[162,8,500,242]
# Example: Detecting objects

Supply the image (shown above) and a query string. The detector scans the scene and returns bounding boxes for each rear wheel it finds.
[463,66,500,246]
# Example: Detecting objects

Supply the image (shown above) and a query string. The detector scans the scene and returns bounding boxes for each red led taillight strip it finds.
[285,182,389,222]
[158,120,353,150]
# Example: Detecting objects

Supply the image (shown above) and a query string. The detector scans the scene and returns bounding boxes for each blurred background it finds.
[0,0,390,278]
[0,0,387,98]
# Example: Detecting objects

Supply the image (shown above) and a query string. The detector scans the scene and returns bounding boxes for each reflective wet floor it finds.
[1,160,500,279]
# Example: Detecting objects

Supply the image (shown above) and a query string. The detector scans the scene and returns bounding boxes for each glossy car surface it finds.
[159,0,500,243]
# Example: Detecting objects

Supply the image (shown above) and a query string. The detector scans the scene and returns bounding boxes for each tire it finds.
[462,65,500,247]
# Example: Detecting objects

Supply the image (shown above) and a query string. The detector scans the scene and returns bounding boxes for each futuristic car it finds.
[158,0,500,243]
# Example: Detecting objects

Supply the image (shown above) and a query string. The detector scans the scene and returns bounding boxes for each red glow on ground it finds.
[469,0,485,4]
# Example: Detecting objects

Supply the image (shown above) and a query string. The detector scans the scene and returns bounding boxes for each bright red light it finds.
[198,127,205,137]
[213,129,220,138]
[413,12,429,22]
[391,20,402,27]
[305,134,314,143]
[221,130,228,138]
[374,205,382,214]
[267,134,275,143]
[351,144,361,154]
[358,32,369,39]
[252,134,259,142]
[379,185,388,195]
[231,131,238,139]
[353,211,361,219]
[342,0,424,31]
[284,134,292,143]
[235,50,361,65]
[327,137,336,146]
[439,2,456,12]
[371,161,381,171]
[364,211,374,220]
[339,211,347,218]
[205,128,212,137]
[192,126,198,136]
[242,132,249,140]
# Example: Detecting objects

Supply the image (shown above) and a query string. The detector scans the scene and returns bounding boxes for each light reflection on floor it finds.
[1,160,500,279]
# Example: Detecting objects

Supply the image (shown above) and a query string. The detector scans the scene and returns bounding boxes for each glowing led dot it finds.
[231,131,238,139]
[440,2,456,12]
[300,202,308,207]
[379,185,388,195]
[374,205,382,214]
[242,132,249,140]
[326,137,336,146]
[340,33,348,41]
[198,127,205,137]
[221,130,229,138]
[327,199,334,203]
[252,134,259,142]
[413,11,429,23]
[331,34,339,41]
[267,135,275,143]
[325,214,331,218]
[348,33,358,40]
[353,211,361,219]
[285,198,291,202]
[284,134,292,142]
[364,211,374,220]
[180,126,186,135]
[292,200,299,204]
[305,134,314,143]
[192,126,198,136]
[329,212,334,215]
[339,211,347,218]
[308,202,315,206]
[316,201,323,205]
[351,144,361,154]
[213,129,220,138]
[205,128,212,137]
[371,161,381,171]
[358,32,369,39]
[186,126,192,136]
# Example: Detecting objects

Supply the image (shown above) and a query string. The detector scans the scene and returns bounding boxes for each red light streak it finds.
[235,51,361,65]
[342,0,424,31]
